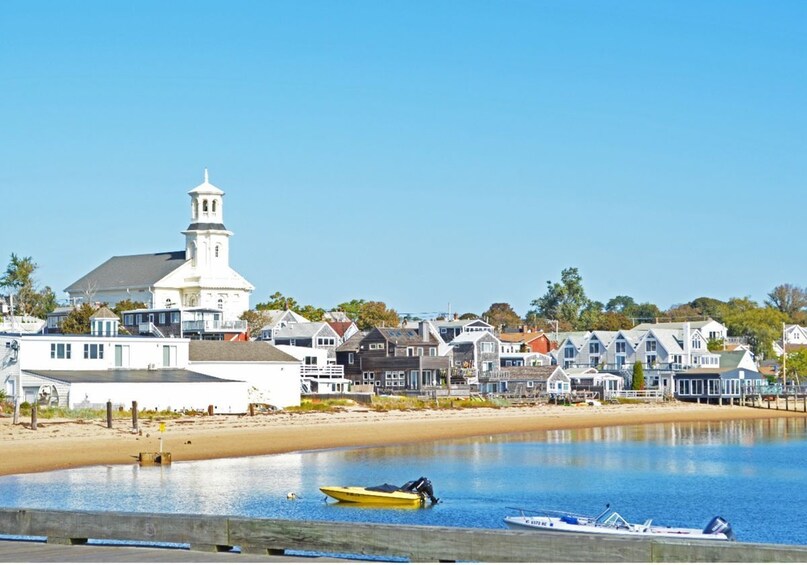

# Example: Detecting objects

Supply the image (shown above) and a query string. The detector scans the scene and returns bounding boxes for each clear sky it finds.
[2,1,805,318]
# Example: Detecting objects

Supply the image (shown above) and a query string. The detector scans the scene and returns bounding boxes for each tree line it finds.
[2,255,804,358]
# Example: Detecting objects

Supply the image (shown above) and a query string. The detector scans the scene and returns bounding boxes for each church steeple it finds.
[183,170,233,272]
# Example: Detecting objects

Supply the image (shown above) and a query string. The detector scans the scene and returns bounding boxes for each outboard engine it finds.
[703,516,735,541]
[400,476,439,504]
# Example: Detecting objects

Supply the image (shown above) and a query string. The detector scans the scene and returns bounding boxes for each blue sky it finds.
[2,1,805,318]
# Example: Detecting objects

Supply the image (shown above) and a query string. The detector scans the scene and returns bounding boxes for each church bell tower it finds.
[182,169,233,273]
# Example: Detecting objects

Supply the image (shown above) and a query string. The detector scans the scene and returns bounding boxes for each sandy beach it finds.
[0,402,795,476]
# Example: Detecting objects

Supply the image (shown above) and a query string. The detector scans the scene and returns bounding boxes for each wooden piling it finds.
[31,404,37,431]
[131,400,138,431]
[248,403,254,417]
[106,401,113,429]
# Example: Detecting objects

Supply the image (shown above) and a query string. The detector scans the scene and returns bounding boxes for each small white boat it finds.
[504,504,734,541]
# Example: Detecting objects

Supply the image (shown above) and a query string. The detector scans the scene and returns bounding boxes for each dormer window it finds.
[589,341,600,354]
[646,339,657,352]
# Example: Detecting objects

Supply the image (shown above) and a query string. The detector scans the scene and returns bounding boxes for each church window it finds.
[192,201,198,220]
[203,199,209,212]
[212,200,217,213]
[215,245,219,258]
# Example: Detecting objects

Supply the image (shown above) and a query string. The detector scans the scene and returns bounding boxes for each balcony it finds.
[301,364,345,378]
[182,319,247,332]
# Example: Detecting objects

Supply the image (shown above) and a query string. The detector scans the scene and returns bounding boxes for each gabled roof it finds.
[90,306,118,320]
[189,341,298,362]
[336,331,367,352]
[373,327,439,346]
[327,321,355,337]
[718,350,747,369]
[644,329,684,355]
[65,251,188,293]
[433,319,493,329]
[450,330,499,345]
[632,319,724,331]
[273,322,337,340]
[502,365,556,381]
[258,309,310,330]
[499,331,548,344]
[558,332,590,351]
[588,331,620,348]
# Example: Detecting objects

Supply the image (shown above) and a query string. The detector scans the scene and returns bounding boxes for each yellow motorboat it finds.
[320,476,439,506]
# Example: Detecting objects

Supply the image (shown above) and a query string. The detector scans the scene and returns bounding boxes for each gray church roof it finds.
[65,251,188,293]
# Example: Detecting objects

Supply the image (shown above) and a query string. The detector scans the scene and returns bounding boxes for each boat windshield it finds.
[600,512,631,529]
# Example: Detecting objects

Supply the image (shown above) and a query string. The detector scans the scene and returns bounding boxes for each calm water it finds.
[1,417,806,546]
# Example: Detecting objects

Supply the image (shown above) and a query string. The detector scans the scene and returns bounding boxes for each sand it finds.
[0,402,793,476]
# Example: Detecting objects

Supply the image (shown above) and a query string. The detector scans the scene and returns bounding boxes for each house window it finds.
[590,356,600,367]
[171,312,180,323]
[317,337,336,347]
[135,314,142,324]
[589,341,600,354]
[124,314,133,325]
[616,355,626,368]
[692,338,702,350]
[348,352,354,364]
[440,328,447,334]
[646,339,657,352]
[83,344,104,359]
[678,380,691,395]
[369,343,385,350]
[646,354,657,367]
[159,313,166,325]
[481,342,494,353]
[707,379,721,395]
[616,340,626,353]
[693,380,704,395]
[407,347,414,356]
[417,347,424,356]
[429,347,436,356]
[564,346,575,359]
[362,371,375,384]
[50,343,71,359]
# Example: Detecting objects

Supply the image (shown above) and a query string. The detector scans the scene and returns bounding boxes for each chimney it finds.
[419,320,430,341]
[684,321,691,363]
[453,313,459,321]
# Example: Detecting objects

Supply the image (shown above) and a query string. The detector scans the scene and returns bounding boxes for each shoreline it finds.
[0,402,799,477]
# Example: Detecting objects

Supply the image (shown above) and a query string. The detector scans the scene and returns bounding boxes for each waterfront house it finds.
[188,341,302,409]
[449,330,501,386]
[500,351,552,368]
[274,344,349,395]
[772,325,807,356]
[673,350,764,404]
[326,320,359,345]
[0,319,248,412]
[335,331,367,386]
[343,322,451,394]
[632,318,728,343]
[271,322,341,360]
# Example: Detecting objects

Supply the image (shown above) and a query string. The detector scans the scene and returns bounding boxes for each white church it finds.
[65,171,254,321]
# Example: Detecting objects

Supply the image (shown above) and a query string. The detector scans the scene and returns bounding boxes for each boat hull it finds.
[320,486,425,506]
[503,515,731,541]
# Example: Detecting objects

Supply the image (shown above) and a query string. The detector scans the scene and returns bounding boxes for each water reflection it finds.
[0,417,806,545]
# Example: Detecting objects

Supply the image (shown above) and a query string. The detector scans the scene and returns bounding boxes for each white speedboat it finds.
[504,504,734,541]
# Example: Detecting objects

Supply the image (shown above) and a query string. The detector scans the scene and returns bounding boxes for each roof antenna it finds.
[204,168,209,183]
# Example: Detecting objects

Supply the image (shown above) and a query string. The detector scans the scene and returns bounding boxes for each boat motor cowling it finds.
[703,516,735,541]
[400,476,439,505]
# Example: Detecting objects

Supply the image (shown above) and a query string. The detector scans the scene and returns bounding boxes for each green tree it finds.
[239,310,271,339]
[721,297,787,358]
[482,303,522,330]
[60,303,95,334]
[689,297,727,321]
[356,301,399,330]
[297,304,325,322]
[0,254,57,319]
[783,349,807,382]
[593,311,632,331]
[112,299,147,318]
[458,312,478,320]
[333,299,366,321]
[632,361,644,390]
[530,267,589,330]
[707,338,725,352]
[256,291,299,311]
[605,295,636,313]
[766,284,807,320]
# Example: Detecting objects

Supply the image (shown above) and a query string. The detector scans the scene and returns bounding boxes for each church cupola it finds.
[182,169,233,272]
